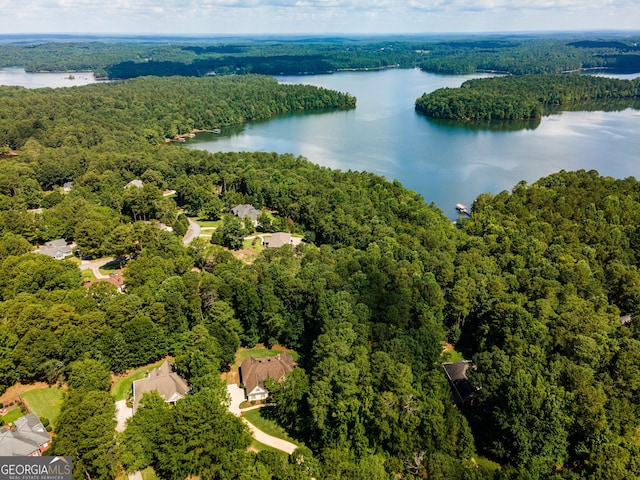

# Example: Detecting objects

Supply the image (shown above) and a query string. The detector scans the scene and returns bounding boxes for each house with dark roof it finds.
[0,413,51,456]
[36,239,73,260]
[240,353,295,402]
[231,204,261,227]
[442,360,475,405]
[132,361,190,413]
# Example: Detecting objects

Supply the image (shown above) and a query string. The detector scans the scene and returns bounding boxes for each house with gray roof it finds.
[231,204,261,227]
[36,239,73,260]
[0,413,50,456]
[443,360,476,405]
[263,232,293,249]
[132,360,190,413]
[240,353,295,402]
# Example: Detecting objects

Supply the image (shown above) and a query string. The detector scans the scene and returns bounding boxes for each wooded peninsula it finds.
[415,74,640,120]
[1,33,640,480]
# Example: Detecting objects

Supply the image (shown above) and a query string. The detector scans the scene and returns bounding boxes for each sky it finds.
[1,0,639,35]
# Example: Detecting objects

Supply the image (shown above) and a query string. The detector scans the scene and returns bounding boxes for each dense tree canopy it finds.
[2,35,640,479]
[416,74,640,120]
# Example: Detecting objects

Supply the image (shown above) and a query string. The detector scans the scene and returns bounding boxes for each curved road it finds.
[226,384,298,455]
[183,217,202,245]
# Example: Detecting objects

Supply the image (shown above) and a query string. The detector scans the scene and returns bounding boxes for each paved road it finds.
[183,218,201,245]
[226,384,298,455]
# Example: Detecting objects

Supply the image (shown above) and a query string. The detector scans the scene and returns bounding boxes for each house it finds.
[125,179,143,189]
[263,232,293,248]
[36,239,73,260]
[62,182,73,192]
[240,353,295,402]
[442,360,475,405]
[0,413,50,456]
[231,204,261,227]
[620,315,633,326]
[132,361,190,413]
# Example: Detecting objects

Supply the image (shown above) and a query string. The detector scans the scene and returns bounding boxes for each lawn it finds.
[111,359,166,401]
[21,386,65,426]
[81,269,96,283]
[234,345,299,370]
[195,218,223,228]
[98,261,122,275]
[243,237,264,252]
[475,455,501,472]
[441,348,466,363]
[2,407,25,425]
[140,467,160,480]
[250,438,290,454]
[243,408,303,447]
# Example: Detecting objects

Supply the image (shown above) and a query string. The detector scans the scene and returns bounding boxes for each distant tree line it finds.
[1,34,639,80]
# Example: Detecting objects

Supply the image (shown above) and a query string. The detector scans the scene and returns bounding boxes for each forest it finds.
[1,34,640,78]
[415,74,640,120]
[1,35,640,480]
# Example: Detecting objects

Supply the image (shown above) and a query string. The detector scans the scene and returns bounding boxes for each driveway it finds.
[182,217,201,245]
[80,257,116,279]
[226,384,298,455]
[115,399,132,433]
[227,383,245,416]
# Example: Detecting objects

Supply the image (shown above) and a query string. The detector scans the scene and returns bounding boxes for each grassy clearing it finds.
[140,466,161,480]
[2,407,25,425]
[195,218,223,228]
[111,359,167,401]
[234,346,298,370]
[250,438,290,454]
[441,348,466,363]
[81,269,96,283]
[243,237,264,252]
[98,262,121,275]
[243,408,303,447]
[475,456,501,471]
[21,386,65,426]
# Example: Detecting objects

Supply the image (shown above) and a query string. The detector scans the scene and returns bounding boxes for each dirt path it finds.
[0,382,49,405]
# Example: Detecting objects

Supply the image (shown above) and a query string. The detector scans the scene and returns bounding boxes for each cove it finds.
[0,68,100,89]
[187,69,640,216]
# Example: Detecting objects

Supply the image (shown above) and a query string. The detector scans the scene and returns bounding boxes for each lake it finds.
[0,68,100,88]
[187,68,640,216]
[2,67,639,216]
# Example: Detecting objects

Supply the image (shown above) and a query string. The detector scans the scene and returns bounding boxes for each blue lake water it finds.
[187,68,640,216]
[3,67,638,216]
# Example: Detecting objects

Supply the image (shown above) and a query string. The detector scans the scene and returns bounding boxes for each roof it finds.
[37,239,73,259]
[264,232,292,248]
[442,361,475,405]
[231,204,261,222]
[132,361,190,413]
[240,353,295,397]
[0,413,50,456]
[620,315,633,326]
[126,179,143,189]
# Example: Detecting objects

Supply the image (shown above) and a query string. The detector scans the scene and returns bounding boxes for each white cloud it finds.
[1,0,639,33]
